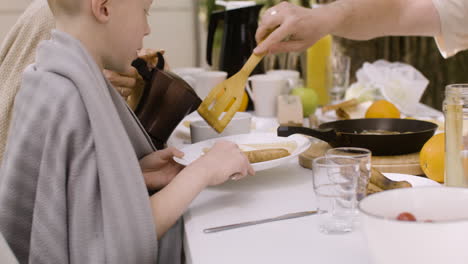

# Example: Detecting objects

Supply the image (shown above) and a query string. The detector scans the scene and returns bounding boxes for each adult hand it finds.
[104,49,167,110]
[194,141,255,186]
[138,48,170,70]
[254,2,330,54]
[104,67,144,98]
[140,147,185,191]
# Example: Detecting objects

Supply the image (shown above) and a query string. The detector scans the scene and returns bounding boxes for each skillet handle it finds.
[277,126,337,143]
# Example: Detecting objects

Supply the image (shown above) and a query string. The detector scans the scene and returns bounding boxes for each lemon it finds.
[420,133,445,183]
[223,91,249,112]
[365,100,400,118]
[238,91,249,112]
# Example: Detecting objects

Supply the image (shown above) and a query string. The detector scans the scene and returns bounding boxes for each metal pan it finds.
[277,118,438,156]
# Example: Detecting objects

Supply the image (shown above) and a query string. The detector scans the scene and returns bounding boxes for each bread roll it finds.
[243,148,290,163]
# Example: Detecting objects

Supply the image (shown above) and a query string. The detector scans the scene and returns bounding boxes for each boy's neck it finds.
[56,19,105,70]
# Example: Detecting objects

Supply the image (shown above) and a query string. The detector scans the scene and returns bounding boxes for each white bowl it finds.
[358,187,468,264]
[190,112,252,143]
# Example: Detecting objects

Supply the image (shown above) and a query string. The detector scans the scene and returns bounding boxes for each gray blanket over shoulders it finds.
[0,30,182,263]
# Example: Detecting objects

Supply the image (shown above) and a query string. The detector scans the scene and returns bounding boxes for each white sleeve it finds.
[432,0,468,58]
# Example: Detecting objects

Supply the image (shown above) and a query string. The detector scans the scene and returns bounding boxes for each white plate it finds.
[383,173,440,187]
[174,133,311,171]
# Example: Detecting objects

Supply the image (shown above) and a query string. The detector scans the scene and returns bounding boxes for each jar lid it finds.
[445,84,468,96]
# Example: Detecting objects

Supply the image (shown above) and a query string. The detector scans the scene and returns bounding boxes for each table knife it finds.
[203,210,318,234]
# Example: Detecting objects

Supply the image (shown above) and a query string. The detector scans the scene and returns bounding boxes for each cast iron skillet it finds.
[277,118,438,156]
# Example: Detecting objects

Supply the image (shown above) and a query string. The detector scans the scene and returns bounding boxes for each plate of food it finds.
[174,133,311,171]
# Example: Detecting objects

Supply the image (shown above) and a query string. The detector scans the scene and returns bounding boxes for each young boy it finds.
[0,0,254,263]
[0,0,164,165]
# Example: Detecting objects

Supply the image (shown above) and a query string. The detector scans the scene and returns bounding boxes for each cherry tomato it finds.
[396,212,417,221]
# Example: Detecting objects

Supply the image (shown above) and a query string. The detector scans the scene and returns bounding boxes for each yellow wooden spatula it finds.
[198,28,277,133]
[198,50,270,134]
[197,53,265,133]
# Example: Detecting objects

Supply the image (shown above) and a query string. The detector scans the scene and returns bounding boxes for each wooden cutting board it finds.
[299,141,424,175]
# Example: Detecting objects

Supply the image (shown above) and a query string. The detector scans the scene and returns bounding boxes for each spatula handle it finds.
[240,53,265,76]
[239,28,276,75]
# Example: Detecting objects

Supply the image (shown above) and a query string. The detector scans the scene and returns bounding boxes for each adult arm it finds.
[255,0,441,54]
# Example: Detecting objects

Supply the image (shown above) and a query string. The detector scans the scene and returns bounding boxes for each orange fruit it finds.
[365,100,400,118]
[420,133,445,183]
[222,91,249,112]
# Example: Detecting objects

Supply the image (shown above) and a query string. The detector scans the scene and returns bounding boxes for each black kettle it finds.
[206,4,264,77]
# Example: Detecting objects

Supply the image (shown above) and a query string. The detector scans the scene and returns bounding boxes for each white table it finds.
[182,160,372,264]
[172,105,444,263]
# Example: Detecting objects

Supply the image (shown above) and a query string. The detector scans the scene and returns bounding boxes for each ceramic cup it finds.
[190,112,252,143]
[267,70,301,92]
[245,74,288,117]
[172,67,206,87]
[190,71,228,99]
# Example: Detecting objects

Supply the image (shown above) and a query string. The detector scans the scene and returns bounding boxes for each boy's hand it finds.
[140,147,185,191]
[194,141,255,186]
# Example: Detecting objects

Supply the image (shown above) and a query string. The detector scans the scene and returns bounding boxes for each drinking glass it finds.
[326,147,372,201]
[312,156,359,234]
[329,55,351,104]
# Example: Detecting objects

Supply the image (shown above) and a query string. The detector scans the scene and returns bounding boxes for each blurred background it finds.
[1,0,468,109]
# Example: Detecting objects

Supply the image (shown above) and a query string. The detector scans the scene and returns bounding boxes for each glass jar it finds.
[443,84,468,187]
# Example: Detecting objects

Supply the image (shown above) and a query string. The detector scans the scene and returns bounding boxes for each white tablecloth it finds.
[182,161,372,264]
[168,112,372,263]
[168,104,443,264]
[171,107,443,264]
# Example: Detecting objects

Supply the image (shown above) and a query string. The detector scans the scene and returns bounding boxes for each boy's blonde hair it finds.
[47,0,81,16]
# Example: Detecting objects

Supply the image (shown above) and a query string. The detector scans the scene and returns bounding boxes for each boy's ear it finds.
[91,0,110,23]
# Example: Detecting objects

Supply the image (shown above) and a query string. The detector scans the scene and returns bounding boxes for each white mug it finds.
[267,70,301,91]
[245,74,288,117]
[172,67,206,87]
[191,71,227,99]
